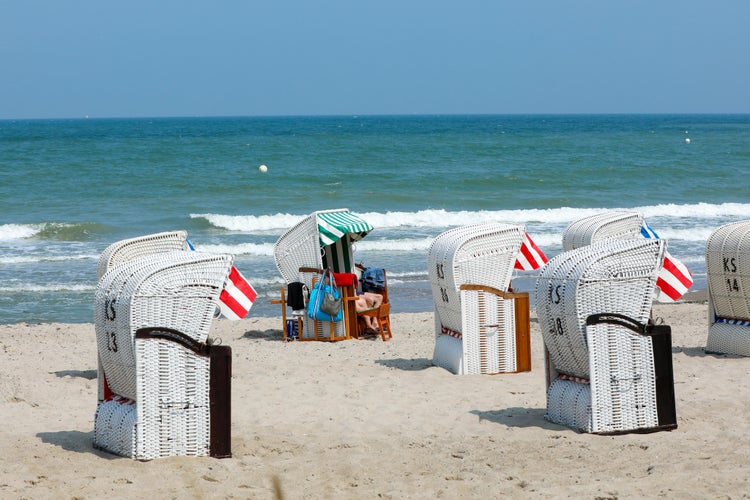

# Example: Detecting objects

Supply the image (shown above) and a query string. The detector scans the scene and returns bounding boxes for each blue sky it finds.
[1,1,748,119]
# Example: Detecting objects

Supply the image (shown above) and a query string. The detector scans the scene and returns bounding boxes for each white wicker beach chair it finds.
[535,238,677,434]
[96,230,190,280]
[562,211,644,252]
[563,210,692,303]
[93,250,233,460]
[273,209,372,341]
[428,222,531,375]
[706,220,750,356]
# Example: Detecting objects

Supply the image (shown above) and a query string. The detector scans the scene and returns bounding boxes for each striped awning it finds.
[317,210,373,247]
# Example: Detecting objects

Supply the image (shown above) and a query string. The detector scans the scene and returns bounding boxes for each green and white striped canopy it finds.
[317,210,373,247]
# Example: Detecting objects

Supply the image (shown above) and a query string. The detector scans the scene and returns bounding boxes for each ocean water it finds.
[1,114,749,324]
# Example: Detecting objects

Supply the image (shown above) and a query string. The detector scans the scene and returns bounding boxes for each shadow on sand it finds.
[376,357,433,371]
[242,329,284,341]
[37,430,117,459]
[53,369,97,379]
[470,407,564,431]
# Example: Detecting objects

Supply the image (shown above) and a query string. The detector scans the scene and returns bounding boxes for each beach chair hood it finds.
[316,210,373,246]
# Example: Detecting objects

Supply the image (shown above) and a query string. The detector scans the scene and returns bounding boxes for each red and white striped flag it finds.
[218,266,258,320]
[655,251,693,302]
[514,233,548,271]
[187,239,257,319]
[640,223,693,302]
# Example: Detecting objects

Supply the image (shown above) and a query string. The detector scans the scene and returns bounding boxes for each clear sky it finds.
[1,1,748,119]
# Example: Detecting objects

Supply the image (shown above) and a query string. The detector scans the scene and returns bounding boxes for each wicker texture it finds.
[134,337,210,458]
[536,238,664,433]
[459,287,518,374]
[274,214,323,284]
[545,379,590,431]
[587,321,658,433]
[706,220,750,355]
[93,397,137,457]
[428,223,525,374]
[562,211,643,252]
[94,250,232,459]
[707,322,750,356]
[96,230,189,280]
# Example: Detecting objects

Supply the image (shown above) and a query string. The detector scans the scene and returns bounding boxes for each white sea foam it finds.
[637,202,750,219]
[0,283,95,293]
[190,213,304,232]
[194,238,438,256]
[195,242,276,257]
[0,223,42,241]
[192,202,750,233]
[384,270,428,279]
[354,238,435,252]
[0,254,99,265]
[230,275,285,287]
[652,227,716,242]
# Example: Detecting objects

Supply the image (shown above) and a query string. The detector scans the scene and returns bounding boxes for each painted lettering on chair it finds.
[723,256,737,273]
[105,298,116,321]
[555,317,564,335]
[724,257,737,273]
[727,278,740,293]
[550,285,562,304]
[107,330,118,352]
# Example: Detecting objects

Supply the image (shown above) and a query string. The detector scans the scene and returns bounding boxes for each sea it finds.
[1,114,749,324]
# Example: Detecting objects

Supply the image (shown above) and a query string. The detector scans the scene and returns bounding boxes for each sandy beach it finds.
[1,296,749,499]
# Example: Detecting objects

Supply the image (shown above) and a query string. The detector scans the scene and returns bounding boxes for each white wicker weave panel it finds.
[94,398,137,458]
[562,211,643,252]
[459,288,517,375]
[587,322,658,433]
[96,230,189,280]
[301,315,346,340]
[274,214,321,284]
[452,227,523,289]
[706,220,750,321]
[135,338,210,460]
[707,322,750,356]
[545,379,591,432]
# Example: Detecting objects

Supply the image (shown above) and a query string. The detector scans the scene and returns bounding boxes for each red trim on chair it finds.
[441,324,462,340]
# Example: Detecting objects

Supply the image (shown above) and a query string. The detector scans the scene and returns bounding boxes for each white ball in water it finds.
[685,138,691,144]
[259,164,268,173]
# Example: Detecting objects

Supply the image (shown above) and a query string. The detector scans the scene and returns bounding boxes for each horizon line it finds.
[2,111,748,121]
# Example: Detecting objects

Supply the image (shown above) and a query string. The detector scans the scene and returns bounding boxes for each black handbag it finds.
[287,281,307,310]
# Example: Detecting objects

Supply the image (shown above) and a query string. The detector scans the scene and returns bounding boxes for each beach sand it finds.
[1,297,749,499]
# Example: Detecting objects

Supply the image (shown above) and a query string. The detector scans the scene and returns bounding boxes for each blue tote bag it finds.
[307,268,343,322]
